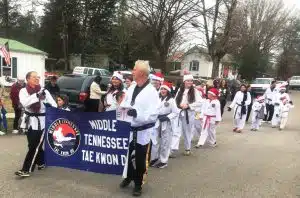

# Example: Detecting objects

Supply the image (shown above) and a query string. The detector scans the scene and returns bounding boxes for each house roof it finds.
[0,37,47,55]
[184,45,211,61]
[167,51,185,62]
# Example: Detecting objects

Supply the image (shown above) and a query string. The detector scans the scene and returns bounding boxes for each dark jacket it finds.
[45,82,60,96]
[10,82,25,108]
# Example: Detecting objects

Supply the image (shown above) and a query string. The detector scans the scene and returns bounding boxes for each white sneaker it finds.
[12,130,19,134]
[0,131,6,136]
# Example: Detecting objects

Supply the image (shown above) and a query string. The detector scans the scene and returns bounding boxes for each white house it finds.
[0,37,47,86]
[180,46,223,78]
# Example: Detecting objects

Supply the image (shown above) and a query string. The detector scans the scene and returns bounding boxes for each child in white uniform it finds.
[150,82,179,168]
[279,98,294,130]
[196,88,221,148]
[251,96,265,131]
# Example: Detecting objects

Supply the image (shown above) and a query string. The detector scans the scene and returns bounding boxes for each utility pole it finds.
[62,10,69,71]
[3,0,9,38]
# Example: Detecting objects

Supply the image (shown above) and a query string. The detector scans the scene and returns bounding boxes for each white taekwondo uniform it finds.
[271,91,290,127]
[229,91,251,130]
[172,87,203,152]
[279,101,294,130]
[196,98,221,147]
[191,90,205,140]
[19,87,57,173]
[251,99,265,130]
[150,96,179,165]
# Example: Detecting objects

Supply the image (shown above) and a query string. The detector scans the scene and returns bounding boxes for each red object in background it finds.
[45,72,59,79]
[79,92,88,102]
[223,66,229,77]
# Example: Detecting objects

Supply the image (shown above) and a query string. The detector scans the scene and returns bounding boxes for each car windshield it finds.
[252,79,271,84]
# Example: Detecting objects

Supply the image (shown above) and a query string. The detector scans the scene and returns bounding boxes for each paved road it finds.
[1,92,300,198]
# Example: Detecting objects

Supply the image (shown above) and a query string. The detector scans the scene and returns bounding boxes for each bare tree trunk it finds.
[212,56,220,78]
[3,0,9,38]
[81,0,90,66]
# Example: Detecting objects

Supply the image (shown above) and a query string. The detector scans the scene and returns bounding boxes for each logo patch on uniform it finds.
[212,104,215,108]
[47,118,80,157]
[164,102,169,107]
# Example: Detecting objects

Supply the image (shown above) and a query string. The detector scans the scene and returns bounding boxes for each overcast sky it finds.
[18,0,300,51]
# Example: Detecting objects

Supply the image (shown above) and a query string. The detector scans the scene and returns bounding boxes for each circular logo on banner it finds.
[47,118,80,157]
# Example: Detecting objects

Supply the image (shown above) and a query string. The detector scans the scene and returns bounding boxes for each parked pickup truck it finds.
[57,74,110,111]
[250,78,274,96]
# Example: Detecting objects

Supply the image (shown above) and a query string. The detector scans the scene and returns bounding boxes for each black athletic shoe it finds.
[119,178,132,188]
[14,170,23,176]
[37,164,46,170]
[132,186,142,197]
[15,170,30,177]
[149,159,158,167]
[155,162,167,169]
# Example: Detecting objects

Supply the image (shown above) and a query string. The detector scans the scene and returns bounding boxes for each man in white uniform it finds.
[15,71,57,178]
[263,80,277,122]
[119,60,160,197]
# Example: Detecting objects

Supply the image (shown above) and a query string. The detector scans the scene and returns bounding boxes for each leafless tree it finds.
[193,0,238,78]
[229,0,290,56]
[127,0,200,73]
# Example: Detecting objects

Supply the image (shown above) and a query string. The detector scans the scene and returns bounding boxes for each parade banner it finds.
[44,107,131,175]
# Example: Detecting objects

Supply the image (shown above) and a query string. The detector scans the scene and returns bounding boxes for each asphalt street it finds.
[0,92,300,198]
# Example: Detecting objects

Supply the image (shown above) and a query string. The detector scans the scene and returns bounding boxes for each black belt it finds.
[158,113,170,122]
[234,103,246,119]
[131,122,155,145]
[24,111,46,131]
[178,109,189,126]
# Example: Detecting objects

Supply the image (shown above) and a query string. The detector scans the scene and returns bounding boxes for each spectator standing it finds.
[219,79,228,116]
[0,98,8,136]
[10,77,26,134]
[86,76,106,112]
[45,76,60,97]
[124,74,134,90]
[56,95,70,111]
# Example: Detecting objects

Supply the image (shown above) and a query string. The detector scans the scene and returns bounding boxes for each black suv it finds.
[57,74,110,111]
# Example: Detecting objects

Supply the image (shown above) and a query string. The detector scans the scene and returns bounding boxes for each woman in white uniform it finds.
[173,74,202,156]
[150,82,179,168]
[228,84,251,133]
[104,72,124,111]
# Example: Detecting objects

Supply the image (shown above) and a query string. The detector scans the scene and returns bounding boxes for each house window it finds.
[1,57,12,77]
[173,62,181,70]
[189,60,199,71]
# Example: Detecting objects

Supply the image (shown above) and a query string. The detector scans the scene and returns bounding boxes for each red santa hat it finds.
[160,81,172,92]
[279,84,286,91]
[256,95,265,102]
[151,72,164,82]
[183,74,194,82]
[208,88,219,97]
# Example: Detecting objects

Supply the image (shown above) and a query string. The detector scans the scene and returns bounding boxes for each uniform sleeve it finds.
[19,88,39,108]
[189,89,203,110]
[167,98,180,120]
[134,89,160,124]
[245,92,252,106]
[199,100,207,119]
[44,90,58,108]
[214,100,222,122]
